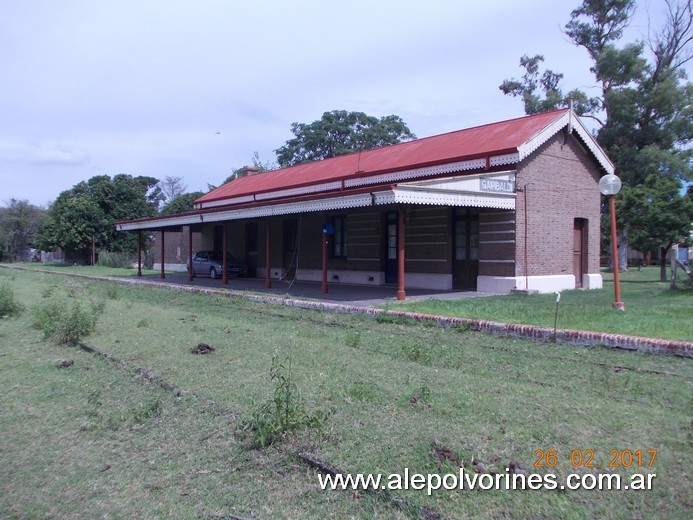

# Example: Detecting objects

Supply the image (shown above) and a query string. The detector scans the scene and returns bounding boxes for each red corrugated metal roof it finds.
[197,108,569,205]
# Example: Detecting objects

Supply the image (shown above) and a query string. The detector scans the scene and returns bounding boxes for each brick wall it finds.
[515,133,602,278]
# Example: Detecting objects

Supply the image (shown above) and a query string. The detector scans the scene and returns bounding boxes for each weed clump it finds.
[31,296,102,345]
[402,340,433,365]
[246,354,328,448]
[0,283,24,317]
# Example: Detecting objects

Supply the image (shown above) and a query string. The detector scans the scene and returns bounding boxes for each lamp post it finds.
[599,173,625,311]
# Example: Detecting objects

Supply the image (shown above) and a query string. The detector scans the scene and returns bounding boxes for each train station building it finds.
[117,108,613,299]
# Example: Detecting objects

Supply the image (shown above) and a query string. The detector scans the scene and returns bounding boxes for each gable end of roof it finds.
[517,110,614,174]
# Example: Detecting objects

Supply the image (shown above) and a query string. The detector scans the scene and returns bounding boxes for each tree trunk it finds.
[659,244,671,283]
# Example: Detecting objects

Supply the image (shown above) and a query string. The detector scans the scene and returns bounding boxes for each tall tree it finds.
[160,191,205,215]
[500,0,693,279]
[275,110,416,167]
[0,199,46,261]
[37,175,159,259]
[158,175,187,205]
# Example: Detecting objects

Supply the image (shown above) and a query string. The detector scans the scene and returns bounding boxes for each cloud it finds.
[0,141,89,167]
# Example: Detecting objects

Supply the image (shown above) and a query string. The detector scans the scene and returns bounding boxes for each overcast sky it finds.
[0,0,679,207]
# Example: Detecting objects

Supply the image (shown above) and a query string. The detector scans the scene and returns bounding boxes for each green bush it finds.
[0,283,24,317]
[98,251,135,269]
[31,297,101,345]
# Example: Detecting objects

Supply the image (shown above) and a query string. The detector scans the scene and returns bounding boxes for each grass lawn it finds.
[0,268,691,519]
[391,268,693,342]
[8,262,158,278]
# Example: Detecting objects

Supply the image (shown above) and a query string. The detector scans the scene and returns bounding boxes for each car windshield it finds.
[209,253,234,262]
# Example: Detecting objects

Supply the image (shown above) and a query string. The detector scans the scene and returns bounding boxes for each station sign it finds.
[480,178,515,194]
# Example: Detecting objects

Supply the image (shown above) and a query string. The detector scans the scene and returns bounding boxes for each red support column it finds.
[222,225,228,285]
[321,231,328,294]
[609,195,625,310]
[397,210,406,300]
[137,230,142,277]
[160,230,166,279]
[187,226,193,281]
[265,221,272,288]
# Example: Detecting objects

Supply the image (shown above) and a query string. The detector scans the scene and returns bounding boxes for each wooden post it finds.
[137,230,142,277]
[321,230,328,294]
[397,210,406,301]
[188,226,194,281]
[160,230,166,279]
[222,225,228,285]
[265,221,272,288]
[670,244,678,290]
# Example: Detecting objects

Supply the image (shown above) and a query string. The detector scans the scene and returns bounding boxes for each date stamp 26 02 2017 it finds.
[533,449,657,469]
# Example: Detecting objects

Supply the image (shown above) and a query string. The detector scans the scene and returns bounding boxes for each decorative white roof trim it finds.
[489,153,519,166]
[393,187,515,210]
[197,195,254,209]
[517,109,615,174]
[117,171,518,232]
[518,112,569,159]
[118,191,396,231]
[390,171,516,210]
[570,117,615,174]
[117,213,201,231]
[254,181,343,202]
[344,158,486,189]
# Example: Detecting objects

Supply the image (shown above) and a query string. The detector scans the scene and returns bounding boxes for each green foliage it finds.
[498,54,599,115]
[500,0,692,259]
[564,0,636,59]
[0,199,46,262]
[620,167,693,253]
[0,283,24,317]
[160,191,205,215]
[37,174,159,258]
[31,294,102,345]
[275,110,416,167]
[246,354,327,447]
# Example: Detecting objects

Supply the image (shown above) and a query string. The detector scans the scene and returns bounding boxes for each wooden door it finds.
[573,219,585,288]
[453,209,479,290]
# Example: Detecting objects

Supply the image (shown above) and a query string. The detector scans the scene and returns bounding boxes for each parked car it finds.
[187,251,248,279]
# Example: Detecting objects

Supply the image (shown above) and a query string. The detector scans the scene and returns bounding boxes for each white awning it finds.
[116,171,515,231]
